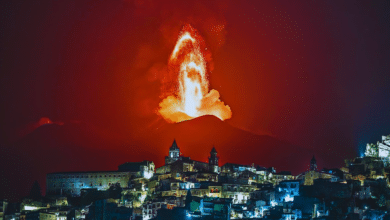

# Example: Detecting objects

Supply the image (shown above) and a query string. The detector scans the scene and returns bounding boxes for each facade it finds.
[221,163,256,175]
[0,200,8,220]
[198,198,231,219]
[365,134,390,165]
[38,208,73,220]
[278,180,300,197]
[39,211,67,220]
[46,161,154,196]
[221,184,256,204]
[378,135,390,159]
[46,171,132,196]
[271,171,294,185]
[142,201,164,220]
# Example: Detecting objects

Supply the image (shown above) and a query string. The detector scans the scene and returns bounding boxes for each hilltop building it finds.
[46,161,154,197]
[159,140,220,179]
[296,156,338,185]
[365,134,390,165]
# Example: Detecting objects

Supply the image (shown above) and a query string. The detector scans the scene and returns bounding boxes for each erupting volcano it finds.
[158,25,232,123]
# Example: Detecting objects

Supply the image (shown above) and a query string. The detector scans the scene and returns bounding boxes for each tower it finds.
[165,139,181,164]
[310,155,317,171]
[209,146,219,173]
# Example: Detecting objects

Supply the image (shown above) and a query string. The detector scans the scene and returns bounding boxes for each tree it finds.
[377,194,386,208]
[29,180,42,200]
[185,189,192,209]
[108,183,122,199]
[365,143,379,157]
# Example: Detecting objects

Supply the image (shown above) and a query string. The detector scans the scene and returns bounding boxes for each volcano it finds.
[148,116,315,173]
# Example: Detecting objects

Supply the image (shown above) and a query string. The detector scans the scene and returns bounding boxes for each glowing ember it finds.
[158,25,232,123]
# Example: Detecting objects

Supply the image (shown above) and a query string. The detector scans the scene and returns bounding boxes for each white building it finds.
[47,161,155,196]
[365,135,390,165]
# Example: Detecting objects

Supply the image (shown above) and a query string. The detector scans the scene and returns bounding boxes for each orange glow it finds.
[158,24,232,123]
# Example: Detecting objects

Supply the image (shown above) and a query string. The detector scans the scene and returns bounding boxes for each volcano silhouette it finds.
[150,115,314,173]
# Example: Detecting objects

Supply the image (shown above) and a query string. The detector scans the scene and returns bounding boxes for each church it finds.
[157,139,221,181]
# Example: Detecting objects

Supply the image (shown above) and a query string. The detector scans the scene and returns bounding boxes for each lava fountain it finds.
[158,24,232,123]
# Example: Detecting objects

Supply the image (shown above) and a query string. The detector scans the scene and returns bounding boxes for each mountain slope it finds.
[149,116,314,173]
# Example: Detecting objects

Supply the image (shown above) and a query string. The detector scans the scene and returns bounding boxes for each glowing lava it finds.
[158,25,232,123]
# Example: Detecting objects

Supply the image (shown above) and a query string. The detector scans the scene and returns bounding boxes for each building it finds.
[221,183,256,204]
[221,163,256,176]
[46,161,154,196]
[38,207,74,220]
[296,156,338,186]
[199,197,231,219]
[0,200,8,220]
[208,147,220,173]
[46,171,132,197]
[142,201,165,220]
[365,134,390,165]
[277,180,300,198]
[118,161,155,179]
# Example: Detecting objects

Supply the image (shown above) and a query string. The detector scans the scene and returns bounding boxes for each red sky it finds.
[1,0,390,201]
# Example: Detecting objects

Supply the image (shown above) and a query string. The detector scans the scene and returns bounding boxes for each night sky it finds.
[1,0,390,201]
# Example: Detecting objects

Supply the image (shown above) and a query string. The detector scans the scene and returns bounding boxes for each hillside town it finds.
[2,135,390,220]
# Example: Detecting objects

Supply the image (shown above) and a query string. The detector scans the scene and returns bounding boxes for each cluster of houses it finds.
[2,136,390,219]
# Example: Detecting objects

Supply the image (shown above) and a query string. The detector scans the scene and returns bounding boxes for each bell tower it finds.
[310,155,317,171]
[165,139,181,164]
[209,146,219,173]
